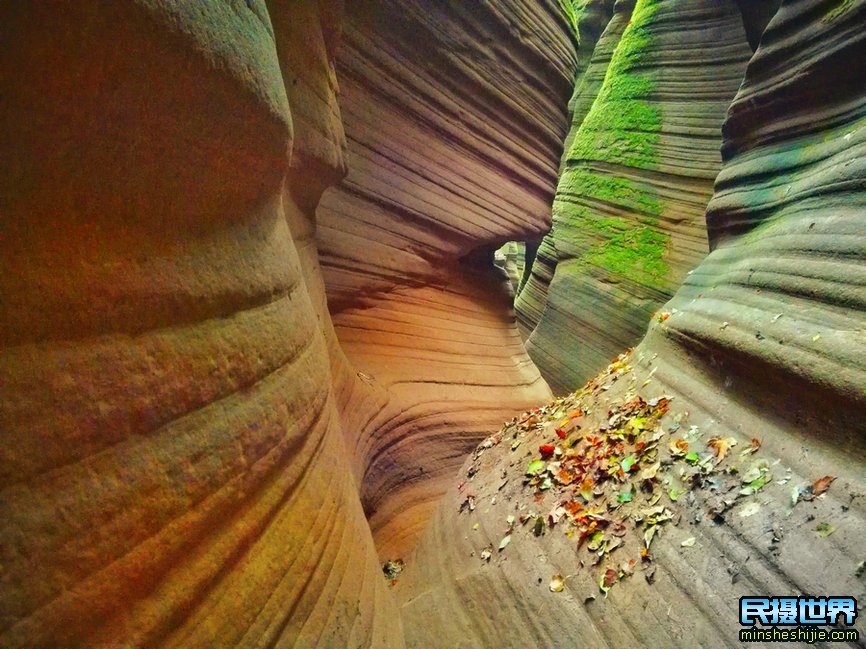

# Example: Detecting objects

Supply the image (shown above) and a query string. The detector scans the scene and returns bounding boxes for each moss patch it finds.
[559,169,662,217]
[582,225,669,284]
[823,0,854,22]
[550,0,670,287]
[567,0,662,169]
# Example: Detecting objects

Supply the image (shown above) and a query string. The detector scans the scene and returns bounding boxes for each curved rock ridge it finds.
[518,0,753,393]
[399,1,866,646]
[516,0,630,340]
[0,3,403,647]
[317,0,580,557]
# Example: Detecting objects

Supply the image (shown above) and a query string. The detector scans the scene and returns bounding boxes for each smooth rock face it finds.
[0,0,575,646]
[317,0,577,558]
[400,1,866,646]
[517,0,753,394]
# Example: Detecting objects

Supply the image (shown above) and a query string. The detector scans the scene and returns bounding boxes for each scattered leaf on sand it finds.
[599,567,618,594]
[498,534,512,551]
[680,537,696,547]
[480,547,492,561]
[644,525,658,549]
[533,516,544,537]
[669,439,689,456]
[740,460,771,495]
[816,523,835,538]
[549,574,565,592]
[617,488,634,504]
[812,475,836,496]
[382,559,405,583]
[526,460,546,475]
[707,436,737,461]
[579,477,594,502]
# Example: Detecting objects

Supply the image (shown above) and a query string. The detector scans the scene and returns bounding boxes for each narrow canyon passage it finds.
[0,1,864,648]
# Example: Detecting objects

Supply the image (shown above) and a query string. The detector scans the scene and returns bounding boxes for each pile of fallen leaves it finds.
[459,350,838,596]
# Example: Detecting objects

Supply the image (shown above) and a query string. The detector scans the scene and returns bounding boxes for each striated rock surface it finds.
[0,0,577,645]
[317,0,578,558]
[0,2,405,647]
[518,0,753,393]
[399,1,866,646]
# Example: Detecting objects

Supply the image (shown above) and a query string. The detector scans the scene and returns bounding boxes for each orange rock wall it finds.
[318,0,577,558]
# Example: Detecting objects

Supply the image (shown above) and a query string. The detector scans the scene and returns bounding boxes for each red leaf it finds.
[556,428,567,439]
[539,445,556,459]
[603,568,618,588]
[812,475,835,496]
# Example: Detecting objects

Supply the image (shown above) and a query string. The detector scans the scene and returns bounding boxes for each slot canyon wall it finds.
[399,0,866,647]
[317,0,576,559]
[1,0,864,647]
[0,0,575,646]
[516,0,755,393]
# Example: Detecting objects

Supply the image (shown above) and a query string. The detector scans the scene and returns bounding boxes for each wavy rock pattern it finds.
[400,1,866,646]
[0,2,404,647]
[0,0,578,646]
[317,0,578,558]
[518,0,753,393]
[516,0,629,340]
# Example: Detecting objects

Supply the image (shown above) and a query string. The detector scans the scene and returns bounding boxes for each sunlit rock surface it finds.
[400,1,866,646]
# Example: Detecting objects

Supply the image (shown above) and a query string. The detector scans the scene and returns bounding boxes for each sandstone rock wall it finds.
[317,0,577,559]
[518,0,753,393]
[0,2,398,647]
[400,1,866,646]
[0,0,577,645]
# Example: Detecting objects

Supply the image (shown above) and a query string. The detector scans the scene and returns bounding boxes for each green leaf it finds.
[620,456,637,472]
[816,523,835,538]
[685,452,700,464]
[587,531,605,551]
[498,534,512,550]
[526,460,546,475]
[617,488,634,503]
[668,488,679,502]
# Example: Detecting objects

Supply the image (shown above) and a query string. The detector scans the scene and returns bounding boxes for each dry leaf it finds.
[812,475,835,496]
[707,436,738,461]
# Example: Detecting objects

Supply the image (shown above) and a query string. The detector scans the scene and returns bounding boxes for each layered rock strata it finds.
[0,0,578,646]
[318,0,578,559]
[518,0,753,393]
[400,1,866,646]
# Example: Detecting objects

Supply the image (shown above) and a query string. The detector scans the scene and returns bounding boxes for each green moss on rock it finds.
[566,0,661,169]
[582,224,669,284]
